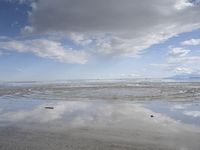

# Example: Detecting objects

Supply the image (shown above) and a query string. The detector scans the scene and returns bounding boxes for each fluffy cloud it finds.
[69,33,92,46]
[29,0,200,32]
[150,46,200,74]
[181,38,200,45]
[20,0,200,57]
[0,39,88,64]
[174,0,194,10]
[168,47,200,64]
[168,47,190,57]
[21,25,34,34]
[168,47,200,73]
[174,67,192,74]
[2,0,200,62]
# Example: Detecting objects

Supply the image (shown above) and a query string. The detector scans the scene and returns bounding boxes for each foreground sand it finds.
[0,123,200,150]
[0,127,172,150]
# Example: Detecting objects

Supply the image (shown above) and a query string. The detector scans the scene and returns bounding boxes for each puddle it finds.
[1,81,200,149]
[0,99,200,128]
[0,99,200,149]
[144,101,200,126]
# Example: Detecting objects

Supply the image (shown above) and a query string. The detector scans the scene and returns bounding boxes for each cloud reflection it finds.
[0,101,88,123]
[0,100,198,131]
[1,99,200,150]
[184,111,200,118]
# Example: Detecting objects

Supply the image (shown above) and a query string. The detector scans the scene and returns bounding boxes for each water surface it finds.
[0,81,200,150]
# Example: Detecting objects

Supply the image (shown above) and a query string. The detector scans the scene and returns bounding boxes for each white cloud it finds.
[0,39,88,64]
[21,25,34,34]
[181,38,200,46]
[184,111,200,117]
[169,47,190,57]
[168,55,200,64]
[3,0,200,60]
[150,46,200,74]
[20,0,200,57]
[69,33,92,46]
[167,47,200,72]
[174,0,194,10]
[174,67,192,74]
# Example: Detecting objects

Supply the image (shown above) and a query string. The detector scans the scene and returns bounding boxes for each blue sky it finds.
[0,0,200,81]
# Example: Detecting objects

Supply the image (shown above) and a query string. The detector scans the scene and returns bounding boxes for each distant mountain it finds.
[167,73,200,80]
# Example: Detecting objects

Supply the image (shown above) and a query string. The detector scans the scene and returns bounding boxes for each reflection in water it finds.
[1,80,200,149]
[0,99,200,150]
[145,101,200,126]
[0,99,200,128]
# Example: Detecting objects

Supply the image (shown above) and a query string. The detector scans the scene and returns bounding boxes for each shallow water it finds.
[0,81,200,149]
[0,99,200,128]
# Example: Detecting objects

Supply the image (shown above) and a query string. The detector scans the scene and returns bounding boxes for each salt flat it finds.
[0,80,200,150]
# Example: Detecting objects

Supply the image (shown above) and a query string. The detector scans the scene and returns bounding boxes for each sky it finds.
[0,0,200,81]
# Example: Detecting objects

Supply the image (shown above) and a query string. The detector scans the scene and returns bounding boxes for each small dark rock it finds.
[44,107,54,109]
[150,115,154,118]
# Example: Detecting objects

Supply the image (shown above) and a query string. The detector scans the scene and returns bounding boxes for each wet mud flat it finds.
[0,126,197,150]
[0,81,200,150]
[1,80,200,101]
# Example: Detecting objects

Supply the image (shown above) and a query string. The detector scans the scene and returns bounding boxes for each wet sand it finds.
[0,126,199,150]
[0,128,172,150]
[1,81,200,101]
[0,81,200,150]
